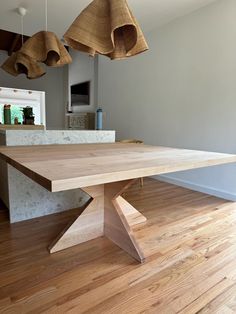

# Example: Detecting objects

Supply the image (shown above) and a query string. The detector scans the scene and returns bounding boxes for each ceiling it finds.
[0,0,217,39]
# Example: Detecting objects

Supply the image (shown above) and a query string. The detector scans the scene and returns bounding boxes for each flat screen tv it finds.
[71,81,90,106]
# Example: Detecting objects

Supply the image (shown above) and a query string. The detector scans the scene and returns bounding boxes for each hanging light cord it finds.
[45,0,48,31]
[21,14,24,46]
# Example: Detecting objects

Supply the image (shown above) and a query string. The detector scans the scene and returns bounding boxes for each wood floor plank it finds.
[83,244,236,314]
[198,284,236,313]
[0,178,236,313]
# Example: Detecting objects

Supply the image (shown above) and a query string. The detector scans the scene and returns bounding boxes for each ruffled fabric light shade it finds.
[1,51,46,79]
[64,0,148,60]
[20,31,72,67]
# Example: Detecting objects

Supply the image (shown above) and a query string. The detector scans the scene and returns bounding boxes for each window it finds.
[0,87,46,126]
[0,104,23,124]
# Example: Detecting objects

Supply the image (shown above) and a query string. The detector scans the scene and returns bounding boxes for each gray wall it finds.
[98,0,236,200]
[0,51,67,129]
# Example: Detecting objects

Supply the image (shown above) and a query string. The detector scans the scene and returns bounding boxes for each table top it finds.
[0,143,236,192]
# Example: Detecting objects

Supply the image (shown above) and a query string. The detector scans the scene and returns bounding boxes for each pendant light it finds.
[1,51,46,79]
[20,0,72,67]
[64,0,149,60]
[20,31,72,67]
[1,7,46,79]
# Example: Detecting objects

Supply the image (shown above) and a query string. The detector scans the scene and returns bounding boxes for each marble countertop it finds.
[0,129,116,146]
[0,129,114,133]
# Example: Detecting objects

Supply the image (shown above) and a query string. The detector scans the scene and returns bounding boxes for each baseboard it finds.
[155,175,236,202]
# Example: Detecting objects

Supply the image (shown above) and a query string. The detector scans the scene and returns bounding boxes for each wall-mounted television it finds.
[71,81,90,107]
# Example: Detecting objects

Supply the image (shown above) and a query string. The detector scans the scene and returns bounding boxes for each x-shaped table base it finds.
[49,179,147,263]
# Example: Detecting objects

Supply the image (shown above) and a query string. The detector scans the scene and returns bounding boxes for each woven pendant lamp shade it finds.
[64,0,148,60]
[20,31,72,67]
[1,51,46,79]
[1,53,20,77]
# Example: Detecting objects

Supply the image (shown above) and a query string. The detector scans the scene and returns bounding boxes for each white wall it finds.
[98,0,236,200]
[0,51,67,129]
[68,50,98,113]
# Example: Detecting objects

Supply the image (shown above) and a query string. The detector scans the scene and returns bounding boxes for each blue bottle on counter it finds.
[96,108,103,130]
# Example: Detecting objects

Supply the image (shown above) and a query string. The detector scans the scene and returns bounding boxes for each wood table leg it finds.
[49,179,147,263]
[104,180,147,263]
[49,185,104,253]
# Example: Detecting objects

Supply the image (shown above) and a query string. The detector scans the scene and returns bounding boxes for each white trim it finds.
[155,175,236,201]
[39,92,46,127]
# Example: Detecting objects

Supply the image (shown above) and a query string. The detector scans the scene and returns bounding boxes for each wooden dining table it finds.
[0,142,236,263]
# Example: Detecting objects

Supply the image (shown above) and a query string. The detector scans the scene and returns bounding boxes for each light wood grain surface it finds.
[0,143,235,192]
[49,179,147,261]
[49,185,105,254]
[1,179,236,313]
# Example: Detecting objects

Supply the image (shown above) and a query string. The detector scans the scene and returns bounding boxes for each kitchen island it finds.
[0,129,115,222]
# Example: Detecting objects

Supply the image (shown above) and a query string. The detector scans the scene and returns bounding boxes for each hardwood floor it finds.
[0,178,236,313]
